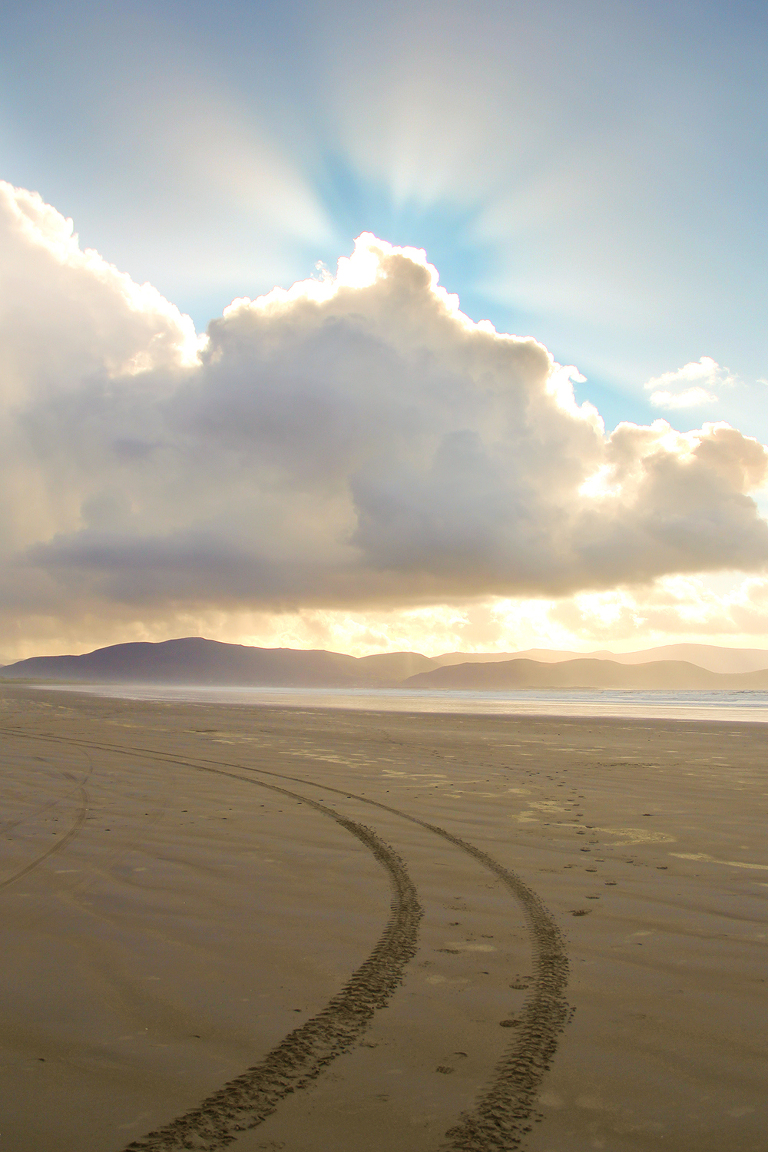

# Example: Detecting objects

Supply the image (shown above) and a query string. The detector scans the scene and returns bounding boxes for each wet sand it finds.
[0,685,766,1151]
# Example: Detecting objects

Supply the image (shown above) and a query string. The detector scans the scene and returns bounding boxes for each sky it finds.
[1,0,767,660]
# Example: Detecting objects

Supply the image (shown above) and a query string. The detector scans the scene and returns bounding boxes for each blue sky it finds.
[3,0,767,436]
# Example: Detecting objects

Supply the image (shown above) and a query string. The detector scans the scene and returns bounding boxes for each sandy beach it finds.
[1,685,766,1152]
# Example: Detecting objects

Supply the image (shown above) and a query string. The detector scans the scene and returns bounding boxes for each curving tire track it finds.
[0,724,568,1151]
[210,766,570,1152]
[431,827,568,1152]
[0,785,89,890]
[122,774,422,1152]
[0,743,93,836]
[118,745,569,1152]
[0,725,422,1150]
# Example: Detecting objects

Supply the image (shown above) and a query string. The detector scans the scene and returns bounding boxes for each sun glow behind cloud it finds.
[1,179,768,661]
[7,572,768,664]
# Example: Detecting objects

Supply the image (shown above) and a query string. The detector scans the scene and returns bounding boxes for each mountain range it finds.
[2,637,768,690]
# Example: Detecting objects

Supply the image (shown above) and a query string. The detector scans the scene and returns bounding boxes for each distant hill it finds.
[593,643,768,675]
[433,644,768,675]
[432,649,610,667]
[405,657,768,691]
[355,651,435,679]
[2,637,768,691]
[0,637,435,688]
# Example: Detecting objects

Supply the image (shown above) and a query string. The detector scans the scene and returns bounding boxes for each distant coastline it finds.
[3,636,768,692]
[22,680,768,724]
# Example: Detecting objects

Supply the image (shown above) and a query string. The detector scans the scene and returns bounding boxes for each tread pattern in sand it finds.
[214,763,571,1152]
[0,784,90,890]
[0,726,422,1152]
[0,726,568,1152]
[114,772,423,1151]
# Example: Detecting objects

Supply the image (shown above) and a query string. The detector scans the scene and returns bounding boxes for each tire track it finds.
[0,725,568,1150]
[0,746,93,836]
[431,828,568,1152]
[0,786,89,890]
[211,763,569,1152]
[0,725,423,1149]
[123,773,421,1152]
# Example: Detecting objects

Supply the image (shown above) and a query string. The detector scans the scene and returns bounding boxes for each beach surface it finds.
[0,685,766,1151]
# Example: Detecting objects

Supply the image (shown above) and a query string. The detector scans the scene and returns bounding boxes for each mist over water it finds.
[42,683,768,723]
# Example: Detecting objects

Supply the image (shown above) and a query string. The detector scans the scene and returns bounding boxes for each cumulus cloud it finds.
[1,181,767,655]
[0,183,199,394]
[645,356,733,409]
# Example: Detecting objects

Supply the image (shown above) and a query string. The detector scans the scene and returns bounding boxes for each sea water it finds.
[40,683,768,723]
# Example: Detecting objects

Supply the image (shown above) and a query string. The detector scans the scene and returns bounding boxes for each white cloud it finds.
[649,386,718,409]
[645,356,734,409]
[1,183,767,656]
[0,183,201,387]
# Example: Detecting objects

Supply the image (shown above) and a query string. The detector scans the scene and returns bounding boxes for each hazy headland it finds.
[3,636,768,691]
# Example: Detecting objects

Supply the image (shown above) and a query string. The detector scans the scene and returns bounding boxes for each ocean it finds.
[41,683,768,723]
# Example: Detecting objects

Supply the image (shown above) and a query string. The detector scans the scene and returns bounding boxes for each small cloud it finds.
[649,386,719,409]
[644,356,735,409]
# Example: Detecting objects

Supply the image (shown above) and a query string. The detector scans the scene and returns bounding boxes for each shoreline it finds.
[16,678,768,724]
